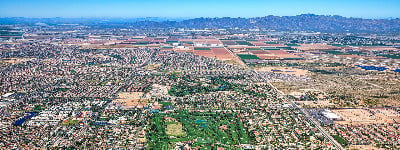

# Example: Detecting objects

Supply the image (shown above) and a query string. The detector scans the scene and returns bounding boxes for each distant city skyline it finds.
[1,0,399,19]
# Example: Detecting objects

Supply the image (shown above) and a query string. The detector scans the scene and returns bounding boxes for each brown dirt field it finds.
[249,41,268,46]
[254,67,308,75]
[295,100,336,108]
[349,144,384,150]
[332,108,398,124]
[296,44,338,51]
[117,92,144,99]
[256,55,281,60]
[2,57,35,64]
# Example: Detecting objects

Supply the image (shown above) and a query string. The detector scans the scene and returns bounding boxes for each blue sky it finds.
[0,0,399,18]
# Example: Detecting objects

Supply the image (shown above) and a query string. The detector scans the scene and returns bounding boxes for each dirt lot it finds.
[295,100,336,108]
[113,92,148,108]
[272,66,400,107]
[332,108,400,124]
[254,67,308,76]
[2,57,35,64]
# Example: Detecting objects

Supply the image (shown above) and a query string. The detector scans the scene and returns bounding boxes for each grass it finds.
[57,88,69,92]
[237,54,260,60]
[159,102,172,107]
[194,47,211,50]
[32,105,46,111]
[332,135,348,146]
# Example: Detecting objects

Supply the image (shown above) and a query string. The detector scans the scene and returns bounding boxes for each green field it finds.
[166,41,178,43]
[264,41,278,44]
[194,47,212,50]
[332,135,348,146]
[262,48,281,50]
[236,41,254,46]
[347,51,364,55]
[285,44,300,46]
[237,54,260,60]
[324,50,351,55]
[146,111,255,149]
[247,48,262,50]
[182,41,194,44]
[57,88,69,92]
[379,54,400,59]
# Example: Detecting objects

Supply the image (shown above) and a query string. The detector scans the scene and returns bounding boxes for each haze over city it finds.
[1,0,400,18]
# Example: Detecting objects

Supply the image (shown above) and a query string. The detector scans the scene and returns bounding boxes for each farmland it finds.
[237,54,260,60]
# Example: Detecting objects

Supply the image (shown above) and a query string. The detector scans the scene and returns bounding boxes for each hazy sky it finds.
[1,0,399,19]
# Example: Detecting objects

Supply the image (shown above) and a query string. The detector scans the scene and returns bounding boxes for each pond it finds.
[13,112,37,126]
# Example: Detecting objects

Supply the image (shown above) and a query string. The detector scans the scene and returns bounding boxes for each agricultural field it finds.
[237,54,260,60]
[147,110,255,149]
[194,47,212,50]
[324,50,351,55]
[235,41,254,46]
[285,44,300,46]
[379,54,400,59]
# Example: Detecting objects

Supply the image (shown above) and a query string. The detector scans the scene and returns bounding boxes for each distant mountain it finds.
[1,14,399,33]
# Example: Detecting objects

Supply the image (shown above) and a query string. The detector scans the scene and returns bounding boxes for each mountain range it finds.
[1,14,399,33]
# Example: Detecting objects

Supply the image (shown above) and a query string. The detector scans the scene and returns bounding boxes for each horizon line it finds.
[0,14,399,20]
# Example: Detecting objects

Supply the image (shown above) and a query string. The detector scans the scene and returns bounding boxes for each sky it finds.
[0,0,399,19]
